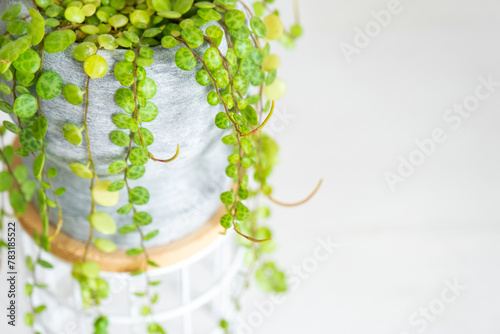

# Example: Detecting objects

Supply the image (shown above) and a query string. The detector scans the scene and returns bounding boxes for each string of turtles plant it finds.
[0,0,320,333]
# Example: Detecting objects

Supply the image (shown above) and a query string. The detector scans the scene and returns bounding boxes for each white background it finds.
[3,0,500,333]
[250,0,500,333]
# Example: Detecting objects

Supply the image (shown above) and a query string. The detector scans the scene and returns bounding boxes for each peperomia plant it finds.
[0,0,319,333]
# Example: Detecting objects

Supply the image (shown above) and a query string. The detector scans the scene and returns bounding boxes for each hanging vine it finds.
[0,0,318,332]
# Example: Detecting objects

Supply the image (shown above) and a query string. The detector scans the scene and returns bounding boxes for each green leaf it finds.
[250,16,267,38]
[115,88,135,113]
[133,128,154,147]
[55,187,65,196]
[161,36,177,48]
[108,160,127,174]
[63,84,84,105]
[143,229,159,241]
[147,260,159,268]
[137,78,157,100]
[235,201,250,220]
[37,259,53,268]
[113,60,134,87]
[24,313,34,326]
[44,30,76,53]
[2,4,22,21]
[0,101,13,114]
[241,105,258,126]
[220,214,233,228]
[175,47,197,71]
[3,121,19,134]
[33,153,45,180]
[197,8,221,21]
[13,49,41,74]
[215,112,230,129]
[32,116,48,140]
[130,186,150,205]
[13,165,28,184]
[123,31,139,44]
[70,163,93,179]
[127,118,139,132]
[89,211,117,235]
[205,25,223,46]
[126,165,145,180]
[81,261,100,278]
[110,130,130,147]
[117,204,132,215]
[221,134,237,145]
[220,191,235,205]
[133,211,152,226]
[158,11,181,19]
[203,47,222,71]
[14,94,38,119]
[1,146,14,165]
[36,71,63,100]
[47,168,57,178]
[228,25,250,40]
[63,123,82,146]
[34,305,46,314]
[107,180,125,192]
[8,190,25,214]
[126,248,143,256]
[224,9,245,30]
[234,39,252,59]
[140,305,150,315]
[94,238,117,253]
[152,0,172,11]
[0,171,13,192]
[27,8,46,46]
[255,262,287,293]
[214,0,236,7]
[7,19,28,36]
[173,0,194,15]
[138,102,158,122]
[129,147,148,166]
[25,283,33,296]
[112,114,131,129]
[0,82,11,95]
[181,26,204,48]
[118,224,136,234]
[225,164,237,178]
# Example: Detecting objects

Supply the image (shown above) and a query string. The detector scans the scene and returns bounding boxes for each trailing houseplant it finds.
[0,0,319,332]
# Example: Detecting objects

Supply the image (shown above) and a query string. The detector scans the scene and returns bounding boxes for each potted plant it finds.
[0,0,318,332]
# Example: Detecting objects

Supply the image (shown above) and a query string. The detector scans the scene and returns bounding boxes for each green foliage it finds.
[89,211,117,235]
[37,71,63,100]
[0,0,303,330]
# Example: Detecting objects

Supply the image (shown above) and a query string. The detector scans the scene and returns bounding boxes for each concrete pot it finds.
[0,0,231,248]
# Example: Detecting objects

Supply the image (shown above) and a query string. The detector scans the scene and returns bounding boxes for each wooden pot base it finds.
[18,204,226,273]
[10,137,226,272]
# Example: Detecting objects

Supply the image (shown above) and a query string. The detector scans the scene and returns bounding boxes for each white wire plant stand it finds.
[19,224,246,334]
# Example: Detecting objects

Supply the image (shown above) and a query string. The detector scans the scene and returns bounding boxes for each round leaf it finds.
[130,186,150,205]
[44,30,77,53]
[70,163,93,179]
[94,238,117,253]
[89,211,117,235]
[36,71,63,100]
[129,147,148,166]
[13,49,41,74]
[63,123,82,146]
[92,180,119,207]
[14,94,38,119]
